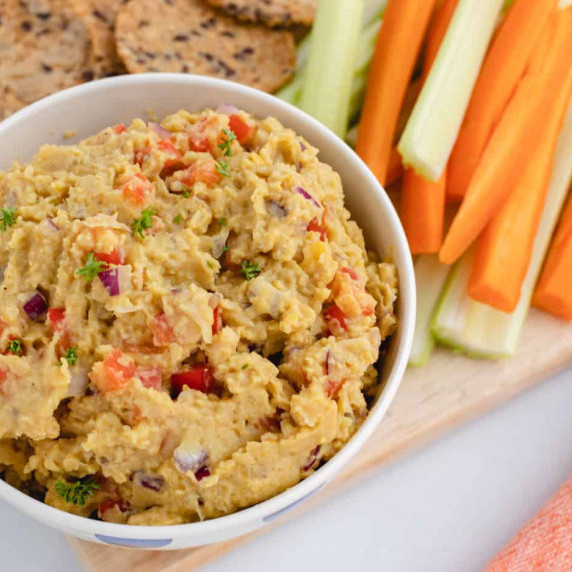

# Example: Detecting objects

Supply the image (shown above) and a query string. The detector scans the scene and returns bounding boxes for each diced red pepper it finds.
[48,308,66,332]
[98,498,130,521]
[156,139,184,177]
[134,145,151,167]
[152,313,175,346]
[94,248,124,267]
[0,369,7,389]
[178,158,221,188]
[325,379,345,399]
[137,366,162,390]
[323,303,347,334]
[91,349,136,393]
[171,365,215,397]
[228,114,252,144]
[113,124,127,135]
[341,266,359,281]
[307,217,327,241]
[120,172,154,206]
[212,305,223,336]
[188,133,211,153]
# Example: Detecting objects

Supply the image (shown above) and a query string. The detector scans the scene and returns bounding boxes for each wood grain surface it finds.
[69,309,572,571]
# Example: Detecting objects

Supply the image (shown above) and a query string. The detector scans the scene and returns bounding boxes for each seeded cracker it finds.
[206,0,317,28]
[0,86,26,120]
[115,0,296,93]
[69,0,127,77]
[0,0,93,113]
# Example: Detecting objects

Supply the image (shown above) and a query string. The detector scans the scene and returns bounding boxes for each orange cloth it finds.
[486,477,572,571]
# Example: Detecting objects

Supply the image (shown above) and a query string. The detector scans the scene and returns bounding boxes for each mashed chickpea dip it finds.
[0,107,397,525]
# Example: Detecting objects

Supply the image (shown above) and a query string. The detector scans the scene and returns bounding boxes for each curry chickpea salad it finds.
[0,107,397,525]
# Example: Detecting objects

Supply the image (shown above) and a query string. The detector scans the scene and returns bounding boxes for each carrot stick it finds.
[532,191,572,320]
[355,0,437,186]
[401,0,458,254]
[386,147,403,187]
[467,45,572,313]
[439,10,572,266]
[447,0,556,202]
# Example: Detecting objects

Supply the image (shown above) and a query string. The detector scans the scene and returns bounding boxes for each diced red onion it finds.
[302,445,321,472]
[23,291,48,321]
[133,471,164,492]
[67,367,89,397]
[149,122,171,140]
[174,447,208,474]
[195,466,211,481]
[299,141,307,151]
[216,103,238,115]
[295,186,320,209]
[98,268,120,296]
[99,266,130,296]
[266,200,288,218]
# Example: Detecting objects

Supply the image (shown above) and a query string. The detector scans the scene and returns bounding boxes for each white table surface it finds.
[2,366,572,572]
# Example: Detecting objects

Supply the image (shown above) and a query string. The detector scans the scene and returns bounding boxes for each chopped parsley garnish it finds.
[206,260,214,269]
[241,363,249,370]
[240,260,261,281]
[222,245,230,252]
[5,338,23,356]
[181,185,192,198]
[216,160,231,178]
[0,207,18,232]
[132,207,157,238]
[55,477,99,506]
[173,213,182,224]
[76,253,106,282]
[217,128,236,157]
[218,217,228,226]
[64,347,78,367]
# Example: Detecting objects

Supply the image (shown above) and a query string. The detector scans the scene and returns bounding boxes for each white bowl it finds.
[0,74,415,550]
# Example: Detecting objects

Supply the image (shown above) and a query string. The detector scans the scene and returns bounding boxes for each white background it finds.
[2,367,572,572]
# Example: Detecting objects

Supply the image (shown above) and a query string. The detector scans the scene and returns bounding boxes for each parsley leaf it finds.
[240,260,261,281]
[0,207,18,232]
[64,347,78,367]
[173,213,182,224]
[218,217,228,226]
[76,253,106,282]
[55,477,100,506]
[241,363,249,370]
[222,245,230,253]
[132,207,157,239]
[217,128,236,157]
[181,185,192,198]
[5,338,23,356]
[216,160,231,178]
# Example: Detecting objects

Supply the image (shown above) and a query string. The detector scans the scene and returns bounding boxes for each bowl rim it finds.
[0,73,416,539]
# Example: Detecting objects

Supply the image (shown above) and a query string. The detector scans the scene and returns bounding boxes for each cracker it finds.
[0,0,93,107]
[0,86,26,120]
[206,0,317,28]
[69,0,126,77]
[115,0,296,93]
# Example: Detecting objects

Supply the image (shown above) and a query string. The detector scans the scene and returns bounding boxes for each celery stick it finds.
[276,75,303,106]
[277,6,382,111]
[346,124,358,149]
[432,100,572,358]
[298,0,364,137]
[409,255,451,367]
[398,0,504,181]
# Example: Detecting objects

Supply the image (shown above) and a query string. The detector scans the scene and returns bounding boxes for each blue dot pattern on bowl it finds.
[94,534,173,548]
[263,482,326,523]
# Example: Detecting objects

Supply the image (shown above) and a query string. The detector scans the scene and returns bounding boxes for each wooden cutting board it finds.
[69,308,572,571]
